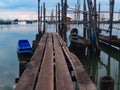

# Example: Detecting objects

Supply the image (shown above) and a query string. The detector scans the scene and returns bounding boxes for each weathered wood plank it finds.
[53,33,74,90]
[58,34,96,90]
[15,34,47,90]
[36,33,54,90]
[62,46,96,90]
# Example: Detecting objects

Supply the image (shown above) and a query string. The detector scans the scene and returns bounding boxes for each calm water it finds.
[68,24,120,90]
[0,23,120,90]
[0,24,37,90]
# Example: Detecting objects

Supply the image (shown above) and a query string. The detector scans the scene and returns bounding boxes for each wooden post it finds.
[61,0,67,42]
[100,76,114,90]
[98,3,101,34]
[86,0,93,40]
[61,0,64,38]
[56,5,58,33]
[83,0,87,38]
[58,3,60,33]
[93,0,100,50]
[109,0,114,46]
[40,6,42,32]
[38,0,41,34]
[43,3,46,33]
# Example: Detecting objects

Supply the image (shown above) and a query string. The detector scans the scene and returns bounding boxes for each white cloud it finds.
[0,10,37,20]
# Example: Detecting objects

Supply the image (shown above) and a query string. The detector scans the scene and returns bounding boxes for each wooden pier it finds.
[15,33,96,90]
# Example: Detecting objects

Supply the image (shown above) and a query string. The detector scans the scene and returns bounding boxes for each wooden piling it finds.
[58,3,60,35]
[100,76,114,90]
[43,2,46,33]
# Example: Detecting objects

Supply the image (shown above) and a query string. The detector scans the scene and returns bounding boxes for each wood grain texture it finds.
[15,34,47,90]
[36,33,54,90]
[61,46,97,90]
[53,33,74,90]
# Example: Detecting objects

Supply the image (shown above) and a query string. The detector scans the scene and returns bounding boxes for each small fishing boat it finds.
[17,40,32,54]
[69,28,91,49]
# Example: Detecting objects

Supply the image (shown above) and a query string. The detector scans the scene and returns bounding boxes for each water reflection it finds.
[69,42,120,90]
[0,24,37,90]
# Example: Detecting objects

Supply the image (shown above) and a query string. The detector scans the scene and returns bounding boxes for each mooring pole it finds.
[94,0,100,50]
[38,0,41,34]
[58,3,60,35]
[63,0,67,42]
[61,0,67,42]
[40,6,42,32]
[43,2,46,33]
[83,0,87,38]
[109,0,114,46]
[56,5,58,33]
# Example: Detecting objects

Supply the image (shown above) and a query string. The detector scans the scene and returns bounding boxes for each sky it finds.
[0,0,120,20]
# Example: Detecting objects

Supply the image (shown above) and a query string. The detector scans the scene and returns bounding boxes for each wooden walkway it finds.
[15,33,96,90]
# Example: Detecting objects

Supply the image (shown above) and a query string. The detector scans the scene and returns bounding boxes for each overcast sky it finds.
[0,0,119,20]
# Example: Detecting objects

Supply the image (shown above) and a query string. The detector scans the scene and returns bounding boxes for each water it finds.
[0,24,37,90]
[0,23,120,90]
[68,24,120,90]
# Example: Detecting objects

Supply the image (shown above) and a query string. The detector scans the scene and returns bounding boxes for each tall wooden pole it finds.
[61,0,67,41]
[40,6,42,32]
[58,3,60,35]
[98,3,101,39]
[98,3,100,31]
[56,5,58,32]
[61,0,64,38]
[83,0,87,38]
[38,0,41,34]
[109,0,114,45]
[94,0,99,50]
[63,0,67,42]
[87,0,99,52]
[43,3,46,33]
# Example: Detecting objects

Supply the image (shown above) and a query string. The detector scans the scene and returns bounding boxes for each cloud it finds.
[0,10,37,20]
[0,0,119,20]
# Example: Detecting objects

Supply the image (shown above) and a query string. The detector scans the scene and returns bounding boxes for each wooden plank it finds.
[53,33,74,90]
[62,46,97,90]
[57,34,96,90]
[15,34,47,90]
[36,33,54,90]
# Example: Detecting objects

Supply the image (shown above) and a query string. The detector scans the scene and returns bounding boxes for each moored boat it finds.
[17,40,32,54]
[69,28,91,49]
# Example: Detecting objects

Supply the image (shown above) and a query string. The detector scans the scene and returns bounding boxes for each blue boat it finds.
[17,40,32,54]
